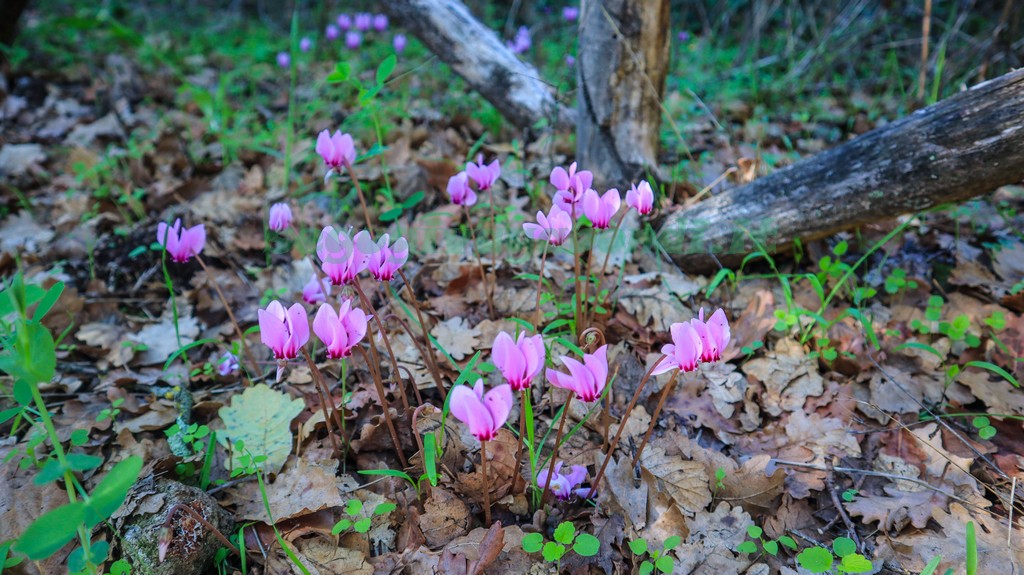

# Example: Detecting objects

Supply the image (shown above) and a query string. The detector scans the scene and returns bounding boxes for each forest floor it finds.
[1,2,1024,575]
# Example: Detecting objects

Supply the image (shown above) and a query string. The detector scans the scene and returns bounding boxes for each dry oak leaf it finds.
[238,459,346,523]
[431,316,480,361]
[675,502,755,575]
[265,534,374,575]
[845,485,953,531]
[909,423,976,489]
[741,338,824,416]
[878,502,1024,573]
[639,446,712,516]
[418,486,471,548]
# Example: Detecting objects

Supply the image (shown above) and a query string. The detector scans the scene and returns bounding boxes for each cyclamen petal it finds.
[269,203,293,232]
[157,219,205,263]
[626,181,655,215]
[316,129,356,171]
[258,301,309,360]
[449,380,513,442]
[582,188,621,229]
[547,345,608,402]
[492,331,546,391]
[652,321,702,374]
[447,171,477,207]
[367,233,409,281]
[313,300,369,359]
[317,226,370,285]
[466,156,501,191]
[523,205,572,246]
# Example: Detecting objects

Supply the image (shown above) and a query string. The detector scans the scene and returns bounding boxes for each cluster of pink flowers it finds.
[329,12,390,49]
[521,162,657,246]
[445,155,501,207]
[652,308,731,374]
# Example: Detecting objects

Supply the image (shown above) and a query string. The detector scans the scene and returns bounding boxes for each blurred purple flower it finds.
[393,33,407,53]
[276,51,291,68]
[507,26,531,54]
[373,14,389,32]
[565,55,575,66]
[217,352,239,376]
[326,24,340,40]
[355,13,372,32]
[346,31,362,49]
[563,6,579,21]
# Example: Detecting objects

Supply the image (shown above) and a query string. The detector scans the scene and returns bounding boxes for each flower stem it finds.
[480,440,492,525]
[581,229,596,328]
[465,205,496,318]
[397,269,447,400]
[512,391,528,493]
[533,243,548,329]
[594,211,628,323]
[300,349,344,457]
[631,370,680,468]
[343,159,375,235]
[352,281,412,411]
[195,255,259,382]
[586,355,667,500]
[351,330,408,469]
[541,393,573,505]
[571,204,582,337]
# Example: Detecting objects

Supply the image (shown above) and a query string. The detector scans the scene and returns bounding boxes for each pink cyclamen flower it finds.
[326,24,340,40]
[551,162,594,216]
[157,219,205,263]
[313,299,369,359]
[582,188,621,230]
[652,321,702,375]
[366,233,409,281]
[449,380,513,442]
[523,204,573,246]
[547,344,609,402]
[537,461,587,500]
[300,37,312,52]
[626,180,655,215]
[269,202,293,232]
[276,52,290,68]
[355,13,372,31]
[302,274,332,305]
[258,301,310,360]
[563,7,579,21]
[217,352,239,376]
[492,331,545,391]
[691,308,730,363]
[317,226,371,285]
[466,155,501,191]
[316,129,356,175]
[345,31,362,49]
[373,14,389,32]
[507,25,531,54]
[446,172,477,207]
[393,34,407,53]
[337,14,352,30]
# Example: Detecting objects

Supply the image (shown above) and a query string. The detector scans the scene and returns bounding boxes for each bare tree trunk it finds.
[382,0,574,130]
[576,0,671,189]
[657,68,1024,272]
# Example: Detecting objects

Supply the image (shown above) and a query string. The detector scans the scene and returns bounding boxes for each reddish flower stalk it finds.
[343,159,375,235]
[351,280,412,410]
[533,242,549,329]
[585,354,668,500]
[631,369,681,468]
[351,344,408,468]
[301,348,344,457]
[195,255,259,381]
[480,440,492,525]
[540,393,573,506]
[464,204,496,318]
[397,269,448,400]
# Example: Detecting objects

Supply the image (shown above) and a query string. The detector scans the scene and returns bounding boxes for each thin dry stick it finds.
[533,243,549,328]
[395,364,424,408]
[195,255,259,381]
[631,370,681,468]
[541,394,574,504]
[570,204,583,336]
[587,355,667,500]
[300,349,344,456]
[352,340,409,468]
[397,269,446,399]
[465,205,496,318]
[825,462,861,548]
[1009,477,1017,547]
[918,0,932,101]
[580,229,597,328]
[352,281,412,411]
[480,440,492,525]
[342,160,375,235]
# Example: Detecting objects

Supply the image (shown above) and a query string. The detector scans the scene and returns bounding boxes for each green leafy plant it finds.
[735,524,797,558]
[330,498,397,536]
[795,537,873,574]
[628,535,680,575]
[1,273,143,573]
[521,521,600,566]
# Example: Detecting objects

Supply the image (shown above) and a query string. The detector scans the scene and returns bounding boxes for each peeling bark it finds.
[657,68,1024,272]
[383,0,574,130]
[576,0,670,189]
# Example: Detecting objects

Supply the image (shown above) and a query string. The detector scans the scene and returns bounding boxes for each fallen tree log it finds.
[657,68,1024,272]
[383,0,575,130]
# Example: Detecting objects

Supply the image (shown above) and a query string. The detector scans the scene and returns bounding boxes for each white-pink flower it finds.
[269,203,292,232]
[626,181,655,215]
[582,188,621,230]
[523,205,573,246]
[446,171,478,207]
[366,233,409,281]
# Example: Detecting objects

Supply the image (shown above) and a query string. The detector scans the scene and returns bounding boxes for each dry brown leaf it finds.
[241,459,346,522]
[675,502,754,575]
[431,317,479,361]
[418,487,471,548]
[878,503,1024,573]
[742,339,824,416]
[639,446,711,516]
[266,534,374,575]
